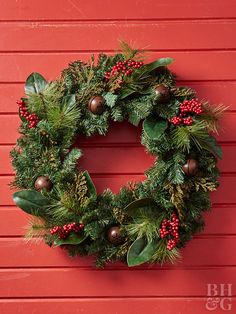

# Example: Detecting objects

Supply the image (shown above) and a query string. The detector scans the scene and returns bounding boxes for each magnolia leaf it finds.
[127,237,157,267]
[61,94,76,107]
[124,198,156,217]
[25,72,47,95]
[13,190,51,217]
[144,58,174,73]
[143,117,168,140]
[83,171,97,197]
[54,233,87,247]
[119,88,136,100]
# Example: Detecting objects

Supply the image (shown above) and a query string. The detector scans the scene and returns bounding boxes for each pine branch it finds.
[151,239,181,265]
[171,121,209,152]
[201,102,227,133]
[24,217,48,242]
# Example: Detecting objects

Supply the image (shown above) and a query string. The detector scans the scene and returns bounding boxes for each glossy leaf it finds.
[13,190,51,217]
[143,117,168,140]
[83,171,97,197]
[127,237,157,267]
[119,88,136,100]
[54,233,87,247]
[124,198,156,217]
[61,94,76,107]
[144,58,174,73]
[25,72,47,95]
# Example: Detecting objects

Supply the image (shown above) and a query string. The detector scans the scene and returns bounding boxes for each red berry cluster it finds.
[170,98,203,126]
[180,99,203,115]
[17,99,39,129]
[104,59,143,80]
[159,213,180,251]
[50,222,84,239]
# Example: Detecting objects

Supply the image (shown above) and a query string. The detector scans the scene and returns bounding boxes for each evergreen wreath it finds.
[11,42,224,267]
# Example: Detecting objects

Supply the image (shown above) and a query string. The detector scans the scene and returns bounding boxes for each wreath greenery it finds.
[11,42,224,267]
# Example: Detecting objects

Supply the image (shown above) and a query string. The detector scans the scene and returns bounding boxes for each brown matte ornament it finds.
[154,84,170,103]
[34,176,53,192]
[107,226,123,245]
[182,159,198,176]
[88,95,105,115]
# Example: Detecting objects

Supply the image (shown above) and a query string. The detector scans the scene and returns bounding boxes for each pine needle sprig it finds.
[24,217,48,242]
[151,240,181,265]
[201,102,228,133]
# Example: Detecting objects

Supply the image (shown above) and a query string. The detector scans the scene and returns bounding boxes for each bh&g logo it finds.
[206,284,232,311]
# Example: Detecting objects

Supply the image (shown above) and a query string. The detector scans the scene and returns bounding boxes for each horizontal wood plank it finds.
[0,298,235,314]
[1,21,236,51]
[1,0,235,20]
[0,113,235,144]
[4,146,155,175]
[0,52,236,82]
[1,82,235,114]
[2,144,236,175]
[1,175,236,205]
[0,267,235,297]
[1,205,235,237]
[0,236,235,268]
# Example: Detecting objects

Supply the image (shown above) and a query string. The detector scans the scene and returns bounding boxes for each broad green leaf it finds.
[144,58,174,73]
[25,72,47,95]
[83,171,97,197]
[61,94,76,107]
[124,198,156,217]
[143,117,168,140]
[119,88,136,100]
[13,190,51,217]
[54,233,87,247]
[127,237,158,267]
[200,135,223,159]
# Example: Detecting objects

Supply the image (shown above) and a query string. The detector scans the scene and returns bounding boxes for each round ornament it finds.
[88,95,105,115]
[11,42,224,268]
[182,159,198,176]
[34,176,53,192]
[154,84,170,103]
[107,226,123,245]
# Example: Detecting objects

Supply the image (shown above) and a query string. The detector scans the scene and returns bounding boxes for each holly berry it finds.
[170,116,182,126]
[170,98,203,127]
[183,116,193,125]
[17,99,39,129]
[104,59,143,80]
[180,99,203,115]
[159,213,180,251]
[50,222,84,239]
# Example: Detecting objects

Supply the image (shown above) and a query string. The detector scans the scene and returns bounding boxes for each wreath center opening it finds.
[75,121,155,194]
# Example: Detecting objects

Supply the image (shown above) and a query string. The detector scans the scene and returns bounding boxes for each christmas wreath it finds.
[11,43,224,267]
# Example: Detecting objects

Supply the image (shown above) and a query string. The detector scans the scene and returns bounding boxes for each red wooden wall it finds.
[0,1,235,313]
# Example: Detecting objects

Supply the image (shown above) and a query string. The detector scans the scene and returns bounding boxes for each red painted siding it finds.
[0,1,235,313]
